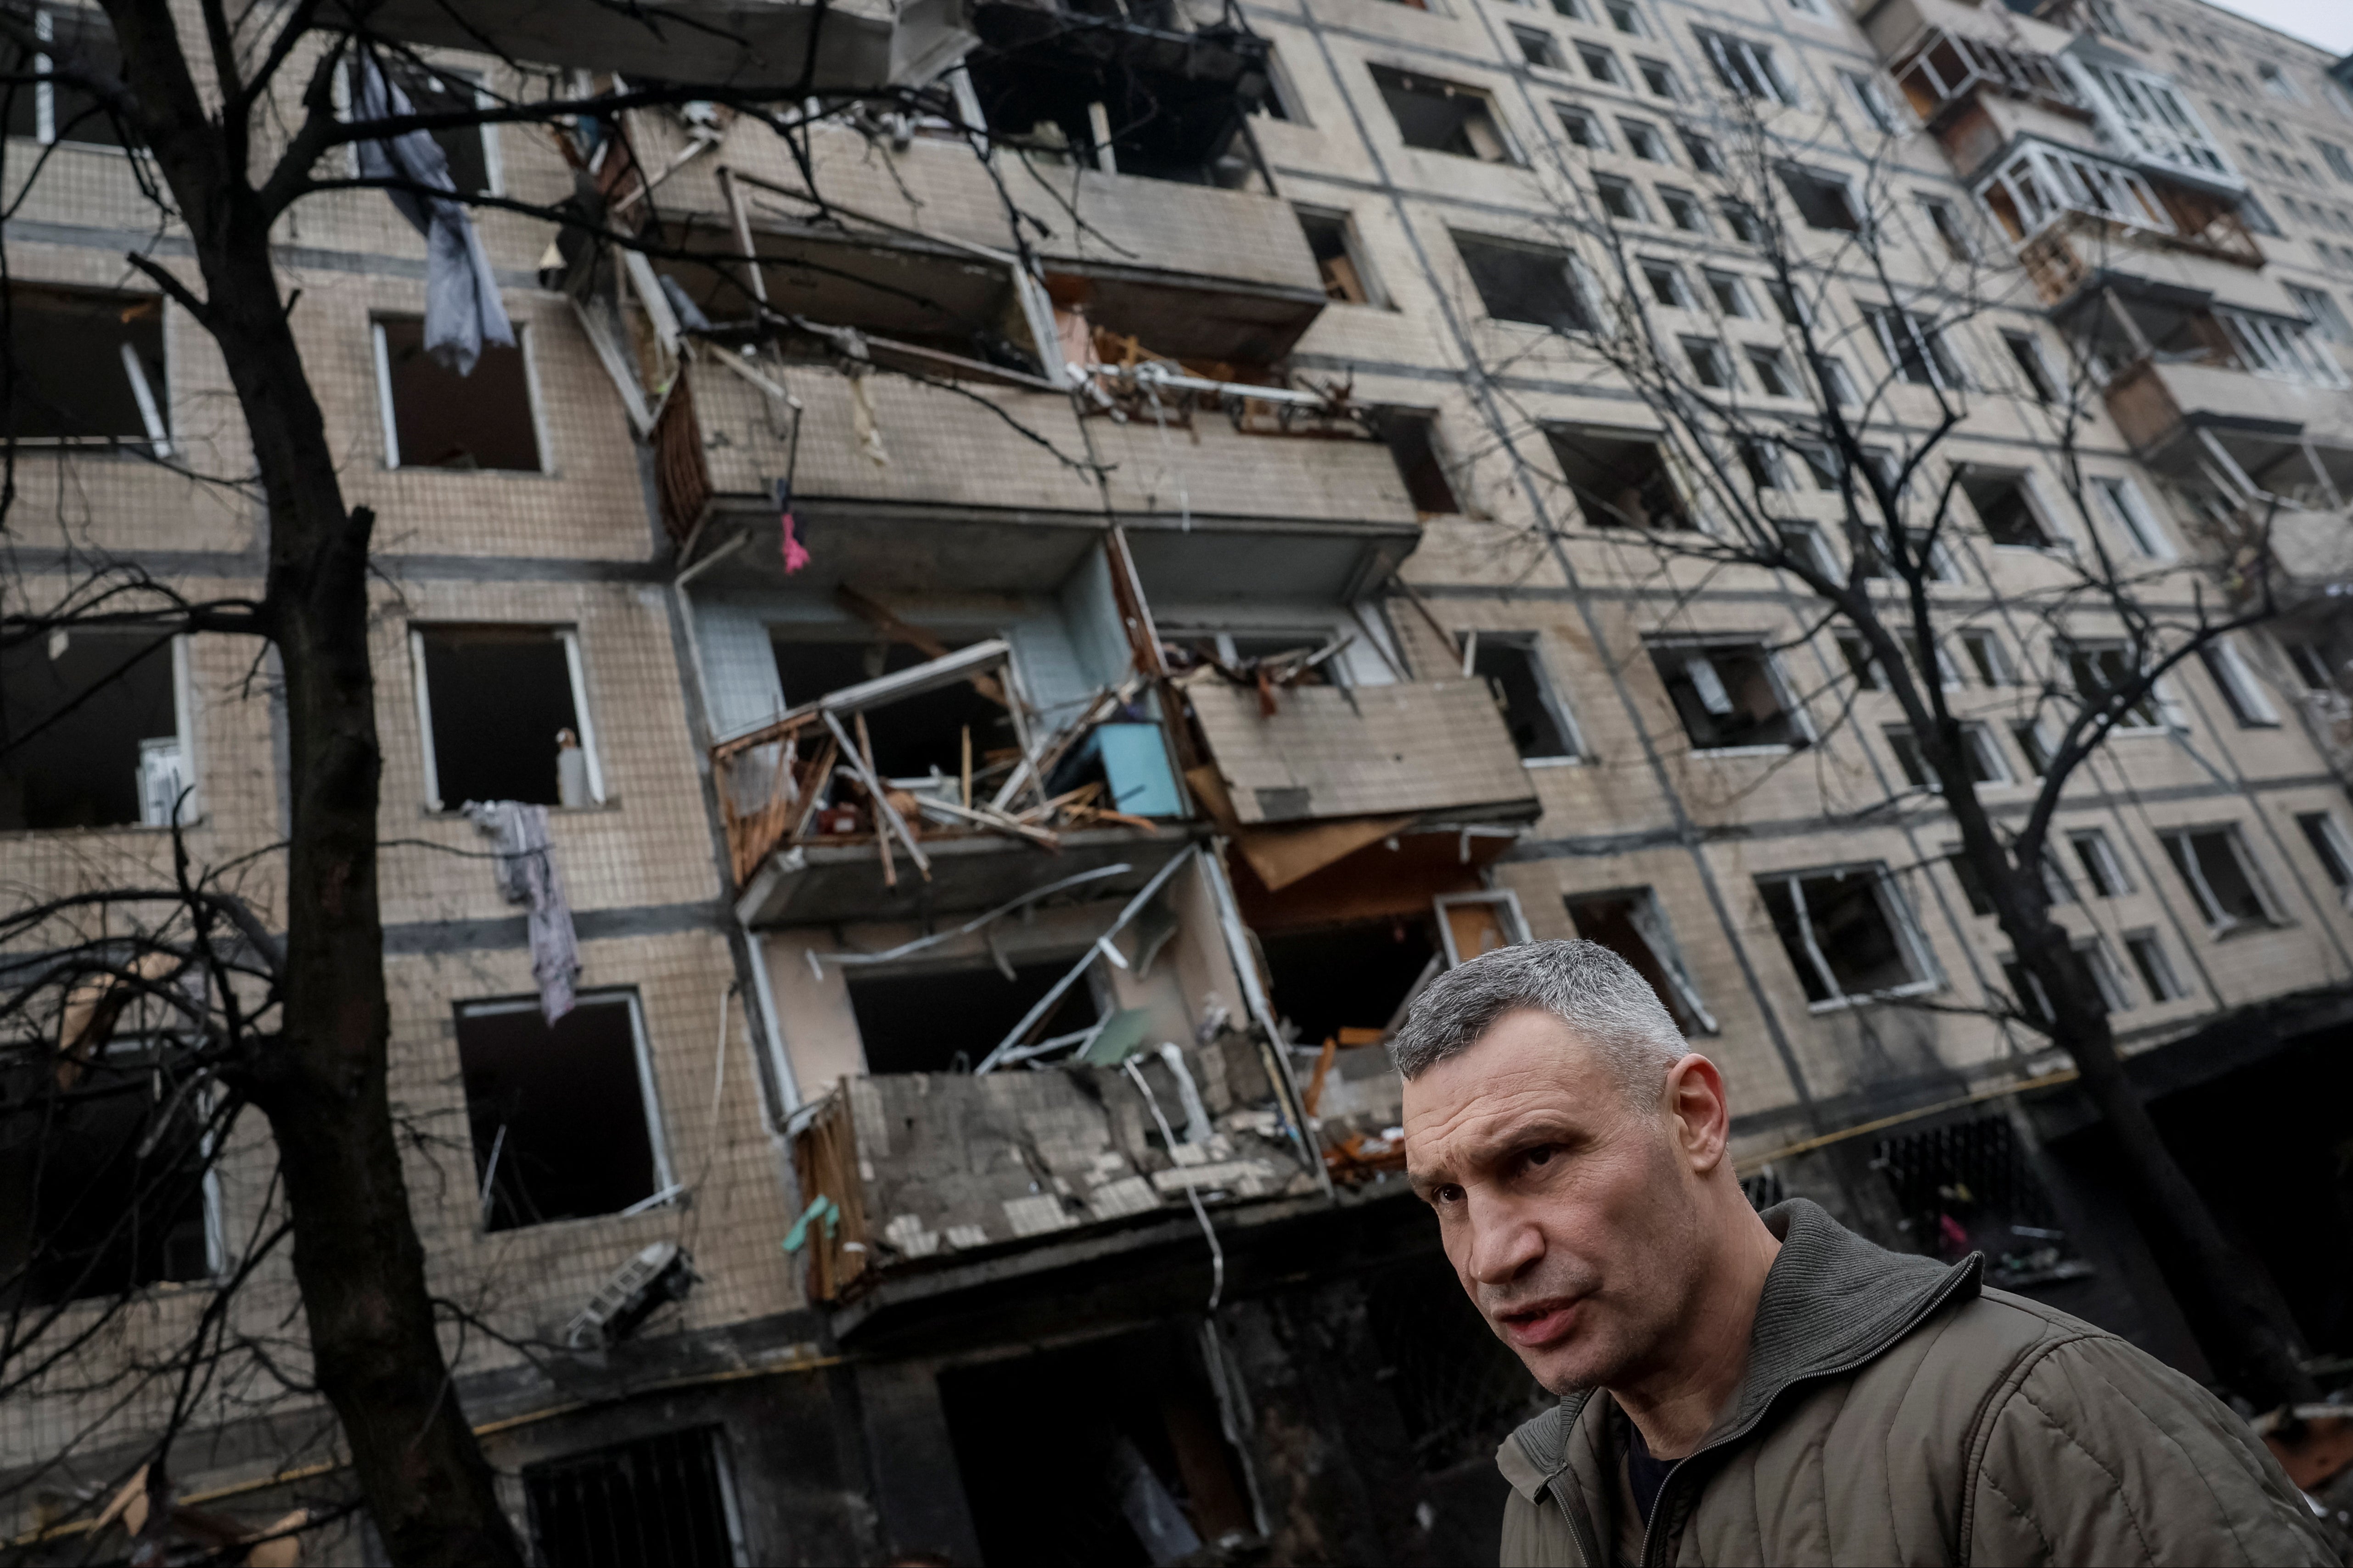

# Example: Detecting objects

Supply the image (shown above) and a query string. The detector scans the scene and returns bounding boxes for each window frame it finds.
[409,623,608,813]
[2069,827,2132,896]
[371,315,548,472]
[1459,629,1585,765]
[2296,810,2353,902]
[1648,635,1814,755]
[2200,635,2281,727]
[1761,861,1940,1010]
[10,5,135,153]
[1435,889,1534,965]
[2160,822,2285,935]
[2090,474,2172,559]
[2124,930,2189,1001]
[1694,27,1796,107]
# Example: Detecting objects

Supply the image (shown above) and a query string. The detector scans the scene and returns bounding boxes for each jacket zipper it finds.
[1543,1472,1606,1568]
[1633,1258,1982,1568]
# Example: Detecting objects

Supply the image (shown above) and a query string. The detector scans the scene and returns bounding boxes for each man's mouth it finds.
[1496,1297,1583,1348]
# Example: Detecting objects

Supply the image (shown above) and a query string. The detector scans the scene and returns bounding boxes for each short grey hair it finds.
[1390,939,1687,1098]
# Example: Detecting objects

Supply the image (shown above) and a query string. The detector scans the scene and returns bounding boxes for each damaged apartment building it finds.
[14,0,2353,1559]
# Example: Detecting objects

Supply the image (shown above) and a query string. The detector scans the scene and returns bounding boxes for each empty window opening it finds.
[1637,59,1678,98]
[1604,0,1644,28]
[1453,233,1592,331]
[2071,828,2132,896]
[1836,632,1887,690]
[460,992,666,1232]
[1263,916,1438,1045]
[1844,71,1900,133]
[2004,937,2128,1025]
[941,1324,1259,1568]
[1737,437,1783,489]
[1960,467,2051,548]
[1682,337,1731,388]
[1642,260,1690,308]
[1957,630,2010,686]
[964,28,1269,185]
[2298,812,2353,896]
[2286,641,2338,691]
[1463,632,1578,761]
[7,1041,215,1304]
[1578,43,1623,84]
[1594,174,1646,222]
[1512,25,1563,68]
[1372,67,1511,161]
[1759,864,1933,1006]
[2065,641,2164,730]
[414,625,600,810]
[1695,28,1792,105]
[524,1427,746,1568]
[2091,476,2168,558]
[2161,825,2279,933]
[1746,347,1796,395]
[1719,200,1765,243]
[1549,431,1691,529]
[1557,104,1605,148]
[1,629,182,832]
[1659,188,1708,232]
[771,635,1016,782]
[1566,888,1715,1033]
[1703,270,1752,317]
[1377,411,1462,514]
[1918,195,1971,259]
[1885,722,2009,790]
[1297,208,1381,305]
[1621,118,1670,161]
[1779,165,1860,231]
[2,284,168,450]
[374,315,541,471]
[3,6,134,147]
[2125,931,2188,1000]
[848,957,1101,1074]
[1777,522,1837,579]
[2201,637,2280,726]
[1649,641,1806,751]
[2002,330,2058,402]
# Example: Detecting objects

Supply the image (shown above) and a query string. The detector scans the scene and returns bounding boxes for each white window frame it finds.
[2216,308,2349,389]
[2063,638,2173,736]
[1459,629,1585,765]
[1976,141,2173,242]
[409,623,607,812]
[2068,827,2132,896]
[1766,862,1940,1011]
[1641,258,1694,309]
[457,989,676,1223]
[2068,56,2235,180]
[1620,117,1671,163]
[1841,70,1900,133]
[17,6,135,155]
[1434,889,1533,966]
[1653,636,1815,756]
[1956,629,2013,686]
[372,317,545,471]
[2091,474,2173,559]
[2161,823,2284,934]
[2078,935,2134,1012]
[1695,28,1796,107]
[1702,269,1753,319]
[1867,304,1967,392]
[2201,635,2281,727]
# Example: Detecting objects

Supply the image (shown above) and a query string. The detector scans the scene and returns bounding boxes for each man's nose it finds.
[1462,1191,1544,1287]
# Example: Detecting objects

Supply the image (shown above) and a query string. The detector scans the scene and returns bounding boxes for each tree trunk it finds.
[2009,914,2315,1409]
[95,4,524,1555]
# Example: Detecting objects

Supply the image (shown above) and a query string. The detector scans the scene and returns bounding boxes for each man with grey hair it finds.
[1396,939,2332,1566]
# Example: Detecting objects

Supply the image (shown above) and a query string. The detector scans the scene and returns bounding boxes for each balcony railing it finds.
[1893,29,2084,124]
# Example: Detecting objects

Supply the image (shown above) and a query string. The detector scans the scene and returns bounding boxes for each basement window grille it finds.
[1872,1115,2088,1287]
[524,1426,748,1568]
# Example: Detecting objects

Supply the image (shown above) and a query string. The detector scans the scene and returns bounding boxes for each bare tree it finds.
[1473,98,2315,1406]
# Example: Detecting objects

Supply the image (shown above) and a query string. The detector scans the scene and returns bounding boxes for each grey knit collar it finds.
[1506,1197,1982,1483]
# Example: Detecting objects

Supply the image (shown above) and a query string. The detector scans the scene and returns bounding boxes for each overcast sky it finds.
[2207,0,2352,55]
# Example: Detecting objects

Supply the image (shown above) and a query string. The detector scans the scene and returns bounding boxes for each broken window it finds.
[1874,1116,2085,1282]
[1957,629,2010,686]
[2,284,168,450]
[1620,118,1670,161]
[1372,66,1512,161]
[2286,641,2338,691]
[941,1323,1259,1565]
[1719,199,1765,243]
[1746,347,1796,396]
[1836,632,1887,690]
[1866,305,1966,390]
[2091,476,2170,559]
[1642,260,1691,308]
[1917,195,1972,259]
[1776,522,1837,579]
[1945,849,1996,916]
[459,992,667,1232]
[2063,640,2166,731]
[1462,632,1579,761]
[1682,337,1732,388]
[1578,43,1624,85]
[2298,812,2353,898]
[1659,187,1709,233]
[6,1040,216,1304]
[2003,937,2128,1023]
[1548,430,1691,529]
[1843,70,1900,133]
[1758,864,1935,1006]
[2055,831,2121,899]
[412,625,602,811]
[1377,410,1462,514]
[1694,28,1794,105]
[3,6,134,147]
[1959,466,2051,548]
[1453,233,1593,331]
[0,629,184,832]
[1297,208,1381,305]
[2125,931,2188,1000]
[2161,824,2280,933]
[848,956,1102,1074]
[1567,888,1715,1033]
[1438,890,1533,966]
[1557,103,1606,148]
[773,634,1020,786]
[1703,270,1753,318]
[374,315,540,471]
[2001,329,2058,403]
[1264,917,1438,1045]
[2201,636,2280,727]
[1648,640,1807,751]
[524,1427,744,1568]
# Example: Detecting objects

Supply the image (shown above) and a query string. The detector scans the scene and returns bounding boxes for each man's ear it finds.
[1663,1053,1731,1173]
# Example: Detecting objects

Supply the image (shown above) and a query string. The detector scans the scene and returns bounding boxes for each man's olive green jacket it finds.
[1497,1199,2337,1567]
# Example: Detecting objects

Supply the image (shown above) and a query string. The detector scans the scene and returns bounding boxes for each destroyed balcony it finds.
[1891,28,2086,129]
[2093,317,2353,510]
[1977,141,2263,307]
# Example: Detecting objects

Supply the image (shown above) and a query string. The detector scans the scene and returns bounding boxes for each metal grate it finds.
[1362,1256,1550,1474]
[1873,1115,2088,1287]
[524,1426,741,1568]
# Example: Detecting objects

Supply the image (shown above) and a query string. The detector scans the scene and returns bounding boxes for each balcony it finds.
[2014,200,2264,306]
[1892,27,2085,128]
[2104,356,2353,501]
